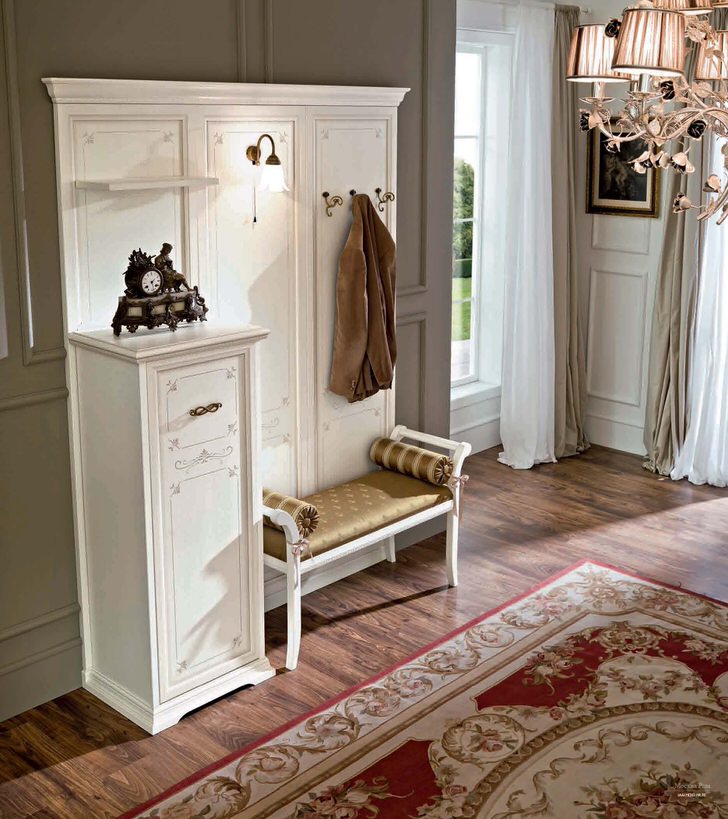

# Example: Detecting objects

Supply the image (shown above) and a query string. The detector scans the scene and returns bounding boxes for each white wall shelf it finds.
[75,176,219,191]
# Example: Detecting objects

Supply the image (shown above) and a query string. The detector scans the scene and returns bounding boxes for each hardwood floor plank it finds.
[0,445,726,818]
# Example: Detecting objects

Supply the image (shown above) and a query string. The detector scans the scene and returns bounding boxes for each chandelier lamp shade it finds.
[611,9,685,75]
[659,0,713,14]
[694,30,728,78]
[567,25,632,81]
[568,0,728,223]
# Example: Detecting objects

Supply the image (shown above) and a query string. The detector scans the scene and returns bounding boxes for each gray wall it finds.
[0,0,456,718]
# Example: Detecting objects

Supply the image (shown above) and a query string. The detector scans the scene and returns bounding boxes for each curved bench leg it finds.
[446,509,459,587]
[285,554,302,670]
[384,536,396,563]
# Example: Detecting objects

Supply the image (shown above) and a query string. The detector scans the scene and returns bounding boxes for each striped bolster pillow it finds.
[369,438,453,486]
[263,489,319,537]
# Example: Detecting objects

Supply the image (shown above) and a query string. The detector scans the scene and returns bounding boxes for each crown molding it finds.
[42,78,410,108]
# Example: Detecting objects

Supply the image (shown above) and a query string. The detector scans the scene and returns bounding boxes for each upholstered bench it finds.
[262,425,471,670]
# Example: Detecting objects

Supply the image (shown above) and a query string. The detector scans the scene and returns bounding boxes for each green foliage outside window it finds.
[452,158,474,278]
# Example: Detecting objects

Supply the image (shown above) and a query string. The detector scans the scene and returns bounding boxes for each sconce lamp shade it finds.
[246,132,289,193]
[612,8,686,76]
[259,161,289,193]
[566,25,631,82]
[654,0,713,14]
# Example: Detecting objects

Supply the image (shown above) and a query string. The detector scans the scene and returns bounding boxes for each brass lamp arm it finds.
[246,133,279,166]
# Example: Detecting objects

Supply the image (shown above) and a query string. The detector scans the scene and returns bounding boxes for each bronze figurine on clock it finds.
[112,244,208,336]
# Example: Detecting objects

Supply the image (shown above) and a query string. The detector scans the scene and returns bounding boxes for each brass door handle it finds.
[189,402,222,417]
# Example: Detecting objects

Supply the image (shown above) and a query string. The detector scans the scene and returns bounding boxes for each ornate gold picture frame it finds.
[587,120,660,218]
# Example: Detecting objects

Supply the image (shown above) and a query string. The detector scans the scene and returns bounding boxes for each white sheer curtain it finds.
[498,3,556,469]
[671,138,728,486]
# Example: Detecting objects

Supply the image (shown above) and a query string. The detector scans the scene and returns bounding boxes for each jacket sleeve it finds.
[328,206,369,399]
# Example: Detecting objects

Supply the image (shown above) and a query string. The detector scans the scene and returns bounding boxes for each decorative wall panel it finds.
[313,115,395,488]
[206,118,299,493]
[587,268,647,408]
[71,120,185,331]
[591,214,650,256]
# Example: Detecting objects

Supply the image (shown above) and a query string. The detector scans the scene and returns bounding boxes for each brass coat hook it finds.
[375,187,395,212]
[322,191,343,217]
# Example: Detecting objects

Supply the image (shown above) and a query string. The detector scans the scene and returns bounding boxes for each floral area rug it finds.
[123,562,728,819]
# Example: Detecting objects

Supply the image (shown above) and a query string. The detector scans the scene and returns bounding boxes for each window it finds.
[451,31,513,391]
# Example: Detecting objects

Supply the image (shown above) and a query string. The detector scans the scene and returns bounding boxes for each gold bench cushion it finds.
[263,469,452,562]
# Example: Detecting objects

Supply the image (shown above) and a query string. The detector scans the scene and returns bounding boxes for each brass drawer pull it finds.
[189,402,222,417]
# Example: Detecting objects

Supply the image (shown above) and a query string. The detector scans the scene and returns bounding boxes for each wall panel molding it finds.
[0,602,79,643]
[586,267,647,408]
[264,0,274,83]
[2,0,65,366]
[399,0,431,298]
[0,385,67,412]
[236,0,247,82]
[591,215,650,256]
[0,636,80,678]
[396,311,427,430]
[406,0,431,297]
[0,232,8,361]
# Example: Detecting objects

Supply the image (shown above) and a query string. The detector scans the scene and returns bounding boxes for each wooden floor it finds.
[1,445,727,818]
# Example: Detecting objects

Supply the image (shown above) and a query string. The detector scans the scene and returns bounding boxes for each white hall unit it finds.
[45,78,408,732]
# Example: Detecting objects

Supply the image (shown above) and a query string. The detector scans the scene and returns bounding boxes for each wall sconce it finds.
[246,133,289,192]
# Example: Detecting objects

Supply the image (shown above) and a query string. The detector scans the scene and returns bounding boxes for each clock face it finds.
[140,268,163,295]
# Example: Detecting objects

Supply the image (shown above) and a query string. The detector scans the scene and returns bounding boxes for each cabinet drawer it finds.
[161,359,238,456]
[153,353,257,702]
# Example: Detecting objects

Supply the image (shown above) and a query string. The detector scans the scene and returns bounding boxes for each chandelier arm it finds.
[571,15,728,223]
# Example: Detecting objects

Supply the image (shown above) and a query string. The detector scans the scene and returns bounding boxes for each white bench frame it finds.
[262,425,472,670]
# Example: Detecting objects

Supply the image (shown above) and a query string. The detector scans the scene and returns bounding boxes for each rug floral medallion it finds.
[128,563,728,819]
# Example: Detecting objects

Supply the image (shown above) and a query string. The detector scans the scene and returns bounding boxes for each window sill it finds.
[450,380,501,411]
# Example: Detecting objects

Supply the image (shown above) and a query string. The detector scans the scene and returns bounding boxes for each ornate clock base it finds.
[112,287,208,336]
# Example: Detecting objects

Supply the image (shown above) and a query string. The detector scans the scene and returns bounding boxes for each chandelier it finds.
[567,0,728,222]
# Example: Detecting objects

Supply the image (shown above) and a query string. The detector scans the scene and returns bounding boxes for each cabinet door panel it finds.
[154,354,255,702]
[313,115,395,488]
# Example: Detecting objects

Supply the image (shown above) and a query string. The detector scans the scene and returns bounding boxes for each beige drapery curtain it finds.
[642,35,708,475]
[552,5,589,458]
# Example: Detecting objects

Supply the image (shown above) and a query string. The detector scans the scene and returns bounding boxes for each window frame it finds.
[451,42,486,389]
[451,27,514,398]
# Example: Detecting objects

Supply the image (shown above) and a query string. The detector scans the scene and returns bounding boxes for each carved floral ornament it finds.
[569,0,728,222]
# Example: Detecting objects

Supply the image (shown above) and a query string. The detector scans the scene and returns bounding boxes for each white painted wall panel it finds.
[206,117,300,495]
[586,269,647,407]
[576,0,668,455]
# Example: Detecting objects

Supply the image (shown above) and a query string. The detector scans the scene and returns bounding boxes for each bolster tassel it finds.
[289,538,313,587]
[448,474,469,518]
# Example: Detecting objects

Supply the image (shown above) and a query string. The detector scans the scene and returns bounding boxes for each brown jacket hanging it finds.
[329,193,397,403]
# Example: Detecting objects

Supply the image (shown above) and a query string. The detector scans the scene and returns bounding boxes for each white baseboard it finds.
[84,668,153,730]
[85,657,275,734]
[585,413,646,456]
[450,415,500,455]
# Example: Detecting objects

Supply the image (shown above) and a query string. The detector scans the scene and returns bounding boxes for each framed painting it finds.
[587,120,660,217]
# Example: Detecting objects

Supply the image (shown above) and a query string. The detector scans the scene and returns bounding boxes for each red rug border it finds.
[118,559,726,818]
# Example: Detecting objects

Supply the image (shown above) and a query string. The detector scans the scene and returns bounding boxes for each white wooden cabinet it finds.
[67,325,273,733]
[45,80,408,730]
